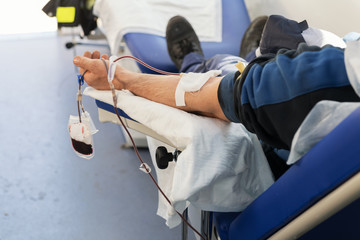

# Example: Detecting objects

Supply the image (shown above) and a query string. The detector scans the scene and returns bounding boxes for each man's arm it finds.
[73,51,229,121]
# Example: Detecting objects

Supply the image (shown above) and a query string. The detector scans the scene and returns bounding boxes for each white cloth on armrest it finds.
[93,0,222,54]
[83,87,274,228]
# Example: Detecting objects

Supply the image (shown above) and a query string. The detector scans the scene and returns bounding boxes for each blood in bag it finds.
[68,116,94,159]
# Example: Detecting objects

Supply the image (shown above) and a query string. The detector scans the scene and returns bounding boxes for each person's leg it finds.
[179,52,205,73]
[181,15,270,72]
[166,15,246,75]
[181,53,245,75]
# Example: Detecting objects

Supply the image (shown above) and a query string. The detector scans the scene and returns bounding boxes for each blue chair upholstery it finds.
[225,107,360,240]
[123,0,251,73]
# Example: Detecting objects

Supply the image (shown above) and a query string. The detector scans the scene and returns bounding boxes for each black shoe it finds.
[239,16,268,59]
[166,15,204,70]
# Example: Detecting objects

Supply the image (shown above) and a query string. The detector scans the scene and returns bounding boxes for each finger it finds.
[92,50,100,59]
[101,54,109,60]
[83,51,91,58]
[75,51,93,74]
[73,56,96,71]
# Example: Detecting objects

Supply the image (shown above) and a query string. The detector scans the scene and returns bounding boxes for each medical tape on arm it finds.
[175,70,222,106]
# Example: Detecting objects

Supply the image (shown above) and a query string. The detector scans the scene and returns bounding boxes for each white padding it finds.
[108,56,118,86]
[175,70,221,106]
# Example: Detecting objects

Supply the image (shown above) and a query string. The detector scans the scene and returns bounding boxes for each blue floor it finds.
[0,33,183,240]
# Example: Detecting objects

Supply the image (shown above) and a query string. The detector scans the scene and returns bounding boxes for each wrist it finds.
[114,65,139,90]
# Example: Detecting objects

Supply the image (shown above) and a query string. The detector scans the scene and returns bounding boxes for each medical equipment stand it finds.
[201,211,212,239]
[182,209,188,240]
[181,209,213,240]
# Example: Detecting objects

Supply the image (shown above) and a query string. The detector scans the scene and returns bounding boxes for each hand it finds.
[73,50,131,90]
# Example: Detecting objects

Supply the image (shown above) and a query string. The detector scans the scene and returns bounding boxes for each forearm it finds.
[73,53,228,121]
[117,69,229,121]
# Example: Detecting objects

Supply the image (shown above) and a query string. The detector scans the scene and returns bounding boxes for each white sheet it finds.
[93,0,222,54]
[83,87,274,228]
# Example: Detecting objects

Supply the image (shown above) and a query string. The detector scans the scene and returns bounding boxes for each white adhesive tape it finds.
[175,70,221,106]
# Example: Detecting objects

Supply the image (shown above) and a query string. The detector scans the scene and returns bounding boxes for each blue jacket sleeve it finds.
[217,72,241,123]
[219,43,360,149]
